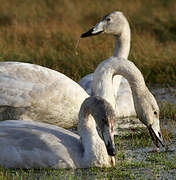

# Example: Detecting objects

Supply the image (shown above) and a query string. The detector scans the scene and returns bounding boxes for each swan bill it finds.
[102,126,116,156]
[148,125,165,148]
[106,140,116,156]
[81,27,103,38]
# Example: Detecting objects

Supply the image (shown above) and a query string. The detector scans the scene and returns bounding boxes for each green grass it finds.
[0,119,175,180]
[159,101,176,120]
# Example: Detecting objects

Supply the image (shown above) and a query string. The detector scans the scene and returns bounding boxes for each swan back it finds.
[0,62,89,128]
[0,120,82,168]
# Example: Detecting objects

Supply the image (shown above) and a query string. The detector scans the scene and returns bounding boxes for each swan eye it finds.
[154,111,157,115]
[102,117,106,122]
[102,117,108,125]
[106,17,111,22]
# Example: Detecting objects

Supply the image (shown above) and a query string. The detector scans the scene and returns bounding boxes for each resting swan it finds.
[0,62,88,128]
[0,96,116,168]
[79,11,135,118]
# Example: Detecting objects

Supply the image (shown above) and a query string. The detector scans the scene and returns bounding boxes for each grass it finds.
[0,119,175,180]
[0,130,175,179]
[159,101,176,120]
[0,0,175,84]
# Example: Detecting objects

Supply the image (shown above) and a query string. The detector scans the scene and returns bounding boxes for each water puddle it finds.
[150,86,176,105]
[115,117,176,179]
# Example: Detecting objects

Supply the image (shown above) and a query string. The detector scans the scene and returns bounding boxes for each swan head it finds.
[88,96,116,156]
[81,11,129,38]
[134,90,165,148]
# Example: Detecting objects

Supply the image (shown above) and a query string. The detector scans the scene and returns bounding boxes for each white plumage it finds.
[0,97,116,168]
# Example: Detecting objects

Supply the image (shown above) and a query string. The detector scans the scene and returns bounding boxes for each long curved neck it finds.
[92,58,147,111]
[113,23,131,59]
[78,99,110,167]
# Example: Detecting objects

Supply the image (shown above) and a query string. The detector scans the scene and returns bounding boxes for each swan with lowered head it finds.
[79,11,136,118]
[0,96,116,168]
[92,57,164,148]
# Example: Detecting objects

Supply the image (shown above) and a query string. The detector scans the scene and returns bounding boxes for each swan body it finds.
[0,62,88,128]
[79,11,136,118]
[115,78,135,117]
[0,96,116,169]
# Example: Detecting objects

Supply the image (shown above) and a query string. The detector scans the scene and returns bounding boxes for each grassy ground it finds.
[0,100,175,179]
[0,123,175,179]
[0,0,175,85]
[0,102,175,179]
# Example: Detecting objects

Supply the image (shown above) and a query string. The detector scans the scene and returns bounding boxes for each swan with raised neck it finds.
[79,11,136,118]
[0,96,116,168]
[88,11,131,58]
[92,57,164,148]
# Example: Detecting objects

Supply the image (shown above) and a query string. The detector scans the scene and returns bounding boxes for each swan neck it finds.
[92,58,146,110]
[113,59,146,95]
[78,105,97,138]
[78,99,109,167]
[113,27,131,58]
[92,68,116,111]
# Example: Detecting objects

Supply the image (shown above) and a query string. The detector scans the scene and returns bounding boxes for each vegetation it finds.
[0,0,175,179]
[0,0,175,85]
[160,101,176,120]
[0,127,175,179]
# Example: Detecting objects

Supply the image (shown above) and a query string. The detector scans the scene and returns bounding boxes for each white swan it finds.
[92,57,165,148]
[0,96,116,169]
[79,11,135,118]
[0,61,88,128]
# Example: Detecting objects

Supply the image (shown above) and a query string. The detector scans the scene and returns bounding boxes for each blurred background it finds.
[0,0,176,85]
